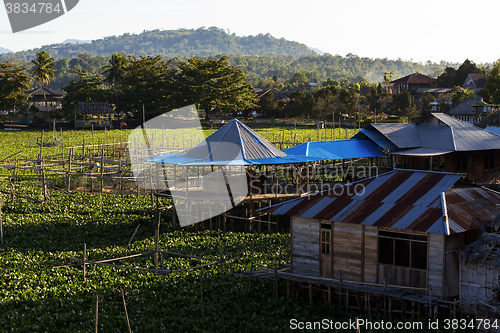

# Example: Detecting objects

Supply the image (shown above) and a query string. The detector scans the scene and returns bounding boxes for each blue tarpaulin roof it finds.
[146,119,324,166]
[283,139,386,160]
[147,154,324,166]
[485,127,500,136]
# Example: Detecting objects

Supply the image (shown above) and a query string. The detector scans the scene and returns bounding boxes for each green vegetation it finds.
[0,61,33,111]
[0,128,466,332]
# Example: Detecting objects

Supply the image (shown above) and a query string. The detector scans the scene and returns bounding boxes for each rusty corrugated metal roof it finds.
[259,170,500,235]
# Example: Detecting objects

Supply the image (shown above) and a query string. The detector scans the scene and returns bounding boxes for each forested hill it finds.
[0,27,313,61]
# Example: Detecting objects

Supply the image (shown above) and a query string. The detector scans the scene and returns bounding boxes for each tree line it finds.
[1,52,456,94]
[2,52,500,124]
[52,52,258,119]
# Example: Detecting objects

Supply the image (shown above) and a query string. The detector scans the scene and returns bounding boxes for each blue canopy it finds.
[146,119,324,166]
[284,139,386,160]
[146,154,324,166]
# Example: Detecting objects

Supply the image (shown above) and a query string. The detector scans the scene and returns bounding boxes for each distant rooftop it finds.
[353,113,500,155]
[391,73,435,85]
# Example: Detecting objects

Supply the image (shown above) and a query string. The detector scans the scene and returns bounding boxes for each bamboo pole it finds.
[121,289,132,333]
[0,195,3,247]
[154,195,160,270]
[146,248,221,261]
[100,149,104,194]
[95,294,99,333]
[123,224,140,253]
[67,148,72,191]
[200,276,204,317]
[83,243,87,281]
[274,254,278,299]
[161,253,166,293]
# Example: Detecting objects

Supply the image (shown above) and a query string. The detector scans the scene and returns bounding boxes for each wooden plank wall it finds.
[291,217,320,274]
[460,250,500,314]
[364,226,378,283]
[332,222,363,282]
[428,233,445,298]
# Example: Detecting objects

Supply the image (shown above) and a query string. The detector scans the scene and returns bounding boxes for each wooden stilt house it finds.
[261,169,500,304]
[353,113,500,185]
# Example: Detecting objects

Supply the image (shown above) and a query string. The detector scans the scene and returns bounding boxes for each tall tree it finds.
[176,56,258,118]
[62,69,110,117]
[119,55,177,118]
[0,61,33,111]
[102,53,128,106]
[436,59,483,88]
[31,50,56,88]
[481,60,500,104]
[31,50,57,111]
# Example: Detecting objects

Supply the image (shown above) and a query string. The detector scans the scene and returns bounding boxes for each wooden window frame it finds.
[321,229,331,255]
[378,230,427,270]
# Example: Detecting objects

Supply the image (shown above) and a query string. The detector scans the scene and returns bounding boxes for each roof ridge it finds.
[450,126,457,151]
[234,121,247,160]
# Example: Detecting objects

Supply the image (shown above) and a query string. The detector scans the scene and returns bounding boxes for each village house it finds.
[463,73,486,94]
[448,97,500,125]
[28,87,64,112]
[260,169,500,320]
[73,102,114,129]
[258,114,500,321]
[262,169,499,297]
[353,113,500,185]
[389,73,435,95]
[448,97,484,124]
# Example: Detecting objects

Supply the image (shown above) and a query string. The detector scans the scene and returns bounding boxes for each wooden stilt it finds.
[388,297,392,321]
[0,195,3,247]
[83,243,87,281]
[121,289,132,333]
[95,294,99,333]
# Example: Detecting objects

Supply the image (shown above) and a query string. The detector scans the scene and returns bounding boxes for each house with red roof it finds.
[390,73,436,95]
[462,73,486,93]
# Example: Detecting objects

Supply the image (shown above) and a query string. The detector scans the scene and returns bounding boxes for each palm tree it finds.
[31,50,56,111]
[102,53,127,107]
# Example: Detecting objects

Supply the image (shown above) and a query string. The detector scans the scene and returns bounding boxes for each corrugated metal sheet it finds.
[362,114,500,153]
[354,127,398,151]
[445,187,500,233]
[259,170,500,235]
[185,119,286,160]
[418,125,455,151]
[73,102,114,114]
[448,97,483,116]
[283,139,386,160]
[371,123,420,149]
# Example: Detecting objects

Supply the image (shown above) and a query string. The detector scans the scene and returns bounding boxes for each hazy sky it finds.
[1,0,499,64]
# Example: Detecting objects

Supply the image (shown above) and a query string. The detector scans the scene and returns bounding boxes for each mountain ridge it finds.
[0,27,314,61]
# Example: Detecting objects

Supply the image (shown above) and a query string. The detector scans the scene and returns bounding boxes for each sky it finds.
[1,0,499,64]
